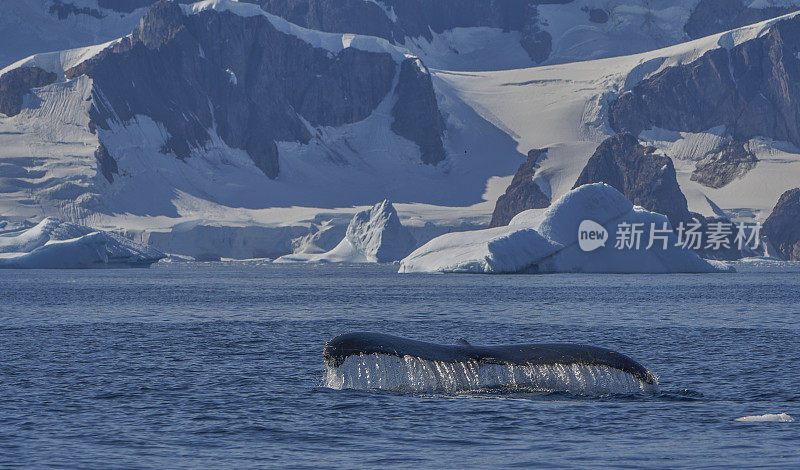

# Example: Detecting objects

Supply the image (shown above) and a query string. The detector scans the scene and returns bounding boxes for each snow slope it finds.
[0,0,144,69]
[399,184,731,274]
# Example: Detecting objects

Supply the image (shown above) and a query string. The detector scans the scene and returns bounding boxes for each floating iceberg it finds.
[735,413,794,423]
[399,184,732,274]
[275,200,417,263]
[0,218,164,268]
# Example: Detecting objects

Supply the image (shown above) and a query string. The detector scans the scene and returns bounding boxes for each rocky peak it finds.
[573,133,691,228]
[490,148,550,227]
[134,0,186,49]
[763,188,800,260]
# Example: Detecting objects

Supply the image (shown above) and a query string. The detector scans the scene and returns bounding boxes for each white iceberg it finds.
[399,183,732,274]
[0,218,164,268]
[275,200,417,264]
[735,413,794,423]
[289,219,348,256]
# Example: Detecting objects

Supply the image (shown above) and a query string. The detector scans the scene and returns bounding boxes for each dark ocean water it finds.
[1,262,799,468]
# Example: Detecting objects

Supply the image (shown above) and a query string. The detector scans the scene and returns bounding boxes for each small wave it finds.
[324,353,658,395]
[735,413,794,423]
[656,389,704,402]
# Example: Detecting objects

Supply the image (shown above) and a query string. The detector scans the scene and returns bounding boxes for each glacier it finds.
[399,184,732,274]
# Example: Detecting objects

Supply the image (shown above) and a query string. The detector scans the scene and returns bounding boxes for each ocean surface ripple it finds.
[0,262,798,468]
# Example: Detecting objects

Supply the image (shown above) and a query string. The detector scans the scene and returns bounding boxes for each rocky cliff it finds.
[95,0,196,13]
[490,148,550,227]
[0,67,57,117]
[571,134,747,260]
[685,0,796,39]
[573,133,691,228]
[690,141,758,189]
[391,58,446,165]
[59,0,445,178]
[763,188,800,260]
[261,0,572,64]
[609,16,800,151]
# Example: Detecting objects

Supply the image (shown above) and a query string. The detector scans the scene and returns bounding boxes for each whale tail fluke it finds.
[323,332,659,394]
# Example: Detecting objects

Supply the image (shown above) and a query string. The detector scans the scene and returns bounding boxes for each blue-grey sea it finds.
[1,262,799,468]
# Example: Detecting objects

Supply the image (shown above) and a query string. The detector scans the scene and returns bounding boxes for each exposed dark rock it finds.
[763,187,800,260]
[134,0,187,49]
[490,148,550,227]
[262,0,572,63]
[0,67,58,117]
[609,48,738,137]
[685,0,793,39]
[264,0,529,42]
[391,59,446,165]
[95,144,119,184]
[101,0,573,39]
[690,141,758,188]
[261,0,404,42]
[49,1,104,19]
[588,8,608,24]
[97,0,159,13]
[65,1,443,178]
[96,0,197,14]
[91,0,574,64]
[610,16,800,150]
[573,133,691,228]
[520,18,553,64]
[519,4,561,64]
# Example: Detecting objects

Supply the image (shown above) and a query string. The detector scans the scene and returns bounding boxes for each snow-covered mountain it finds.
[7,1,800,71]
[437,11,800,236]
[2,0,800,261]
[0,2,492,220]
[264,0,800,69]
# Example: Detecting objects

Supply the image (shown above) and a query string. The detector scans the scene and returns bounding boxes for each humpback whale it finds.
[324,332,658,393]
